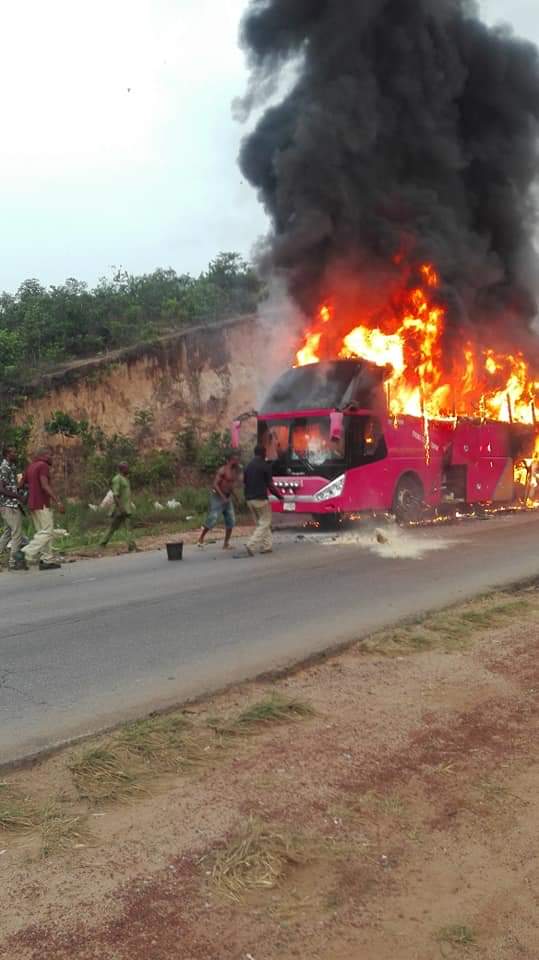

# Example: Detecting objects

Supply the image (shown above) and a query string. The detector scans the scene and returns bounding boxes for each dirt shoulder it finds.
[1,585,538,959]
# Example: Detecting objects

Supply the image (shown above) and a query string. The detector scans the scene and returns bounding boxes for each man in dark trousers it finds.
[234,445,284,558]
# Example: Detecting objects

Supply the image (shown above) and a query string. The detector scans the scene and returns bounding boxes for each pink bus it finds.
[244,360,535,526]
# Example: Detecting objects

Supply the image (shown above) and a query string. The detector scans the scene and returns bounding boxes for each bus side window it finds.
[347,416,387,467]
[346,417,363,467]
[364,418,380,456]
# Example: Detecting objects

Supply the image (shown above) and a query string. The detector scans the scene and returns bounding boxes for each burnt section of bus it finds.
[260,360,387,416]
[259,360,388,482]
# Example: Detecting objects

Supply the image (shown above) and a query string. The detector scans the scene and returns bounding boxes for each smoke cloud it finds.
[239,0,539,342]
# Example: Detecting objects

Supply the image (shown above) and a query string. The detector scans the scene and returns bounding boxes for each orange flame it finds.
[295,263,538,425]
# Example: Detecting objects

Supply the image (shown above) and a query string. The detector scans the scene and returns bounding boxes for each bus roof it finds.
[260,359,386,414]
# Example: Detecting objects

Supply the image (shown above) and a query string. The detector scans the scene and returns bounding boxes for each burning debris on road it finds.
[239,0,539,427]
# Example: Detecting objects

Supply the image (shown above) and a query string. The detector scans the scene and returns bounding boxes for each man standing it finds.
[234,445,284,558]
[0,446,26,571]
[101,462,136,552]
[198,452,241,550]
[22,447,64,571]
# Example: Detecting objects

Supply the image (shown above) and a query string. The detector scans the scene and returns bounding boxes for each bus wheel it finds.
[392,475,424,525]
[316,514,343,532]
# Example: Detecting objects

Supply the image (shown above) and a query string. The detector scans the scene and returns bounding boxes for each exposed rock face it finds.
[15,316,282,451]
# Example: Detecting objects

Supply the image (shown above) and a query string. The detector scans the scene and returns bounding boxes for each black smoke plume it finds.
[239,0,539,343]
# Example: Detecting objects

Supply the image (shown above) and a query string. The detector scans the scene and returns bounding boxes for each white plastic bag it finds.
[100,489,114,511]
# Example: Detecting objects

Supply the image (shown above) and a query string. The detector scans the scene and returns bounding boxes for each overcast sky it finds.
[0,0,537,293]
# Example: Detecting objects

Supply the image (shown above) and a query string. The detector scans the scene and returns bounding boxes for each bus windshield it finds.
[258,414,387,479]
[259,417,345,477]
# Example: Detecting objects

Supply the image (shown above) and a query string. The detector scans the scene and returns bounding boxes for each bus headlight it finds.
[314,475,345,502]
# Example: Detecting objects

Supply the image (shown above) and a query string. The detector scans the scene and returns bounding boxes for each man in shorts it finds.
[198,452,241,550]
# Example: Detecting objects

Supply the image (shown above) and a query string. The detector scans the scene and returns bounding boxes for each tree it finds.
[0,253,263,390]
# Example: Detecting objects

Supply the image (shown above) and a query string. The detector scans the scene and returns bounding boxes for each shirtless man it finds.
[198,452,241,550]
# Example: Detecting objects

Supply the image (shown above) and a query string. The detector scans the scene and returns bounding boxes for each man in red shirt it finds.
[22,448,64,570]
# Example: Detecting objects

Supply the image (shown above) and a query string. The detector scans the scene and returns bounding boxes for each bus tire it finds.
[316,514,343,532]
[392,474,424,525]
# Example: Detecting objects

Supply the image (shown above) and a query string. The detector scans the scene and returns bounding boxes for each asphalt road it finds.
[2,512,539,765]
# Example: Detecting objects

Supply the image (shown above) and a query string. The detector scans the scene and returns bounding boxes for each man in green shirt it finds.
[101,462,136,551]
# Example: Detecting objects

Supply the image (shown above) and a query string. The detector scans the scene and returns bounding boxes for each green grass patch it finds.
[48,485,251,552]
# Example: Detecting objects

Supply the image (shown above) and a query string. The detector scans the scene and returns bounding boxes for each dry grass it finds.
[435,924,476,953]
[39,802,89,858]
[69,747,144,804]
[362,593,536,656]
[116,714,213,771]
[209,818,306,902]
[360,791,408,820]
[0,782,37,833]
[0,782,88,857]
[230,693,315,733]
[69,713,222,803]
[206,693,315,737]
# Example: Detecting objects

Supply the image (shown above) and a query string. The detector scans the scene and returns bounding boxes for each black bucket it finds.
[166,541,184,561]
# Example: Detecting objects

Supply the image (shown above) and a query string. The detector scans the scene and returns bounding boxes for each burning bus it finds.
[233,264,539,526]
[253,358,535,526]
[234,0,539,527]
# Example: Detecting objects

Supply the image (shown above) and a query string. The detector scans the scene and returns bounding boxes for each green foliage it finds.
[130,451,177,492]
[175,485,210,515]
[133,407,155,429]
[197,431,232,475]
[177,426,198,466]
[55,490,208,552]
[0,253,263,387]
[0,407,33,461]
[44,411,88,437]
[82,434,138,499]
[0,253,261,470]
[176,428,232,475]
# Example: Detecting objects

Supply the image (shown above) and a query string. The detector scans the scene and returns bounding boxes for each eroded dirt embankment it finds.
[1,586,538,960]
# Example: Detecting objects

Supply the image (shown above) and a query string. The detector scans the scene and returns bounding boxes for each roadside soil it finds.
[1,585,538,959]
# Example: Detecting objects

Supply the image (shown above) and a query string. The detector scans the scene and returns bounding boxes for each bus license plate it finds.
[283,501,296,512]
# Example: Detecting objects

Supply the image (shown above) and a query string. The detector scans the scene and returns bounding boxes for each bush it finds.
[0,415,33,462]
[176,426,198,466]
[196,430,232,475]
[130,451,177,492]
[177,485,210,515]
[44,411,87,438]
